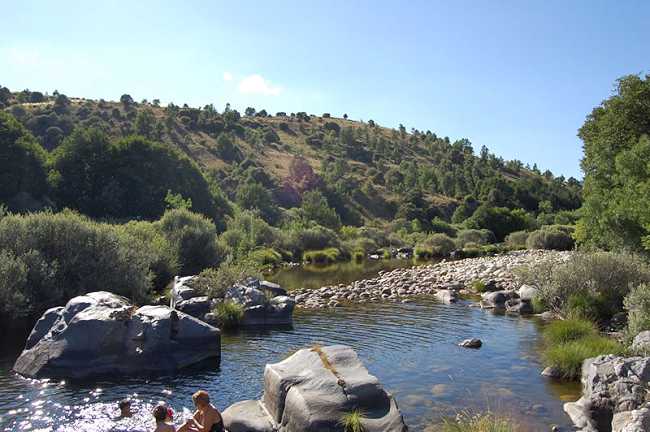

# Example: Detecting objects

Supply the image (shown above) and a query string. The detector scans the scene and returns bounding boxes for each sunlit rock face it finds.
[13,291,220,379]
[223,345,408,432]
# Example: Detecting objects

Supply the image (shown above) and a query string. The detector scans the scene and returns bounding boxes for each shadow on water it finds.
[0,261,581,431]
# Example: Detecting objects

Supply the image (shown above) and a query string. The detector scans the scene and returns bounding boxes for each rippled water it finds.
[0,298,579,432]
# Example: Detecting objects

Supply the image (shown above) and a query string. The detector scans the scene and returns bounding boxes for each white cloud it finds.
[223,71,233,81]
[238,74,282,96]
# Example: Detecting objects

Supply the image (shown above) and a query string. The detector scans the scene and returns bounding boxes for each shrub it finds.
[339,410,365,432]
[471,280,487,293]
[303,248,342,264]
[157,209,221,275]
[464,205,530,241]
[189,259,261,299]
[455,229,496,248]
[285,224,339,257]
[516,252,650,322]
[415,234,456,258]
[505,231,528,249]
[624,283,650,340]
[543,335,625,380]
[543,319,597,345]
[440,411,514,432]
[430,217,457,237]
[526,228,574,250]
[249,248,282,266]
[214,301,244,329]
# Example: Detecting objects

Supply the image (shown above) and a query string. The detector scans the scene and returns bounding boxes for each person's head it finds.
[152,405,167,423]
[118,399,132,417]
[192,390,210,410]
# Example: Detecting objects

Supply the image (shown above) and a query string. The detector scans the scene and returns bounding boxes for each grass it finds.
[249,247,282,266]
[543,335,625,380]
[542,319,597,345]
[214,301,244,329]
[440,411,514,432]
[471,280,488,293]
[303,247,342,264]
[352,249,365,262]
[339,410,366,432]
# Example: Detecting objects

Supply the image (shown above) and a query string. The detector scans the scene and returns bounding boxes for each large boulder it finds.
[225,281,295,326]
[564,355,650,432]
[13,291,220,379]
[517,284,539,301]
[632,331,650,354]
[222,345,408,432]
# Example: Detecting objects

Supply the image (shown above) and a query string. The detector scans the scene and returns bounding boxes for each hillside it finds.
[0,87,581,229]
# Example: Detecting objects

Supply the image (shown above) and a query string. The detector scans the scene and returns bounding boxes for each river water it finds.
[0,261,580,432]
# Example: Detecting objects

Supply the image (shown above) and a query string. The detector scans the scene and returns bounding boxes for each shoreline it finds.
[292,249,572,309]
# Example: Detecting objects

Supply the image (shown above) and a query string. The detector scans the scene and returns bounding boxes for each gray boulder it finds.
[458,338,482,349]
[632,331,650,354]
[176,296,214,319]
[612,406,650,432]
[225,284,295,326]
[223,345,408,432]
[517,284,539,301]
[505,298,534,315]
[564,355,650,432]
[480,290,514,308]
[435,289,458,304]
[13,291,220,379]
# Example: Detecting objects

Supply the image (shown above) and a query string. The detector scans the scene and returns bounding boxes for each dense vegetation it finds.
[0,85,581,333]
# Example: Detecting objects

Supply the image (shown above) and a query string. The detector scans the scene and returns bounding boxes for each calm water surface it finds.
[0,261,580,432]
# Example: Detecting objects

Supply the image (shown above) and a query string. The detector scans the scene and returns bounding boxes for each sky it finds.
[2,1,649,179]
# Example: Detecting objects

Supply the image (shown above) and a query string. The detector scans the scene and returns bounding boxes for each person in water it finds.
[118,399,132,418]
[153,404,176,432]
[178,390,224,432]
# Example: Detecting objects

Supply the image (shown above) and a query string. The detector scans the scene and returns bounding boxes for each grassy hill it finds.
[1,87,581,229]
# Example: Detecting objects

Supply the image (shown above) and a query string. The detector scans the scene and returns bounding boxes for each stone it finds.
[632,331,650,354]
[458,338,482,349]
[175,296,212,320]
[505,298,534,315]
[517,284,539,301]
[612,407,650,432]
[435,289,458,304]
[226,285,295,326]
[13,291,220,379]
[260,280,288,297]
[541,366,562,378]
[223,345,408,432]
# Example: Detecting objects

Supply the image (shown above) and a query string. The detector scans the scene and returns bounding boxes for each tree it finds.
[215,133,240,161]
[301,190,341,229]
[578,74,650,251]
[245,107,256,117]
[0,112,49,210]
[135,108,156,138]
[120,94,134,109]
[465,204,530,241]
[236,181,278,223]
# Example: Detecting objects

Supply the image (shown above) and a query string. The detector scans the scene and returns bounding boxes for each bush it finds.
[441,411,514,432]
[526,228,574,250]
[189,259,261,299]
[249,248,282,266]
[430,217,457,237]
[505,231,528,249]
[284,224,339,257]
[0,211,151,321]
[339,410,365,432]
[157,209,221,275]
[543,319,597,345]
[415,234,456,258]
[624,283,650,340]
[214,301,244,329]
[303,248,342,264]
[516,252,650,322]
[464,205,530,241]
[543,335,625,380]
[471,280,488,293]
[455,229,496,248]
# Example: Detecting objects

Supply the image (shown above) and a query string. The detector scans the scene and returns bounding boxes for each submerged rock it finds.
[13,291,220,379]
[222,345,408,432]
[564,355,650,432]
[434,289,458,304]
[458,338,482,349]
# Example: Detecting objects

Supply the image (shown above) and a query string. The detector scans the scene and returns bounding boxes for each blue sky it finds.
[2,1,649,179]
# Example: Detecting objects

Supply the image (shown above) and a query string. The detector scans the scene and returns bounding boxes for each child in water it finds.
[153,404,176,432]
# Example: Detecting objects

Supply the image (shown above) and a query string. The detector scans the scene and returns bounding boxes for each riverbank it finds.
[293,250,572,309]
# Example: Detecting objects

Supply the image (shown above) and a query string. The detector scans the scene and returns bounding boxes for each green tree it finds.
[236,181,278,223]
[301,190,341,229]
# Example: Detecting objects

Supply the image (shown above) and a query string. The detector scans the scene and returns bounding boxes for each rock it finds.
[226,285,295,326]
[612,406,650,432]
[171,275,197,307]
[480,290,509,308]
[435,289,458,304]
[223,345,408,432]
[260,280,288,297]
[505,298,534,315]
[541,366,562,378]
[632,331,650,354]
[13,292,220,379]
[458,338,482,349]
[517,284,539,301]
[564,355,650,432]
[175,296,212,320]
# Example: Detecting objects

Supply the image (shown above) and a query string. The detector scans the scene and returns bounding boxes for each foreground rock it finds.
[14,291,220,378]
[458,338,482,349]
[222,345,408,432]
[564,355,650,432]
[293,250,571,310]
[172,277,295,326]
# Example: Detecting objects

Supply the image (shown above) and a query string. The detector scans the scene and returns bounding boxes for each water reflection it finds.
[0,299,579,431]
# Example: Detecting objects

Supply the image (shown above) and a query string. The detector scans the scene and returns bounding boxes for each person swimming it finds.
[177,391,224,432]
[153,404,176,432]
[118,399,132,418]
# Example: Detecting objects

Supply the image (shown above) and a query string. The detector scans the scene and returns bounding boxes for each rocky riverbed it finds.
[293,250,572,309]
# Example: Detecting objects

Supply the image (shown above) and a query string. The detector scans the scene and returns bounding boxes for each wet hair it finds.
[192,390,210,407]
[153,405,167,422]
[118,399,131,410]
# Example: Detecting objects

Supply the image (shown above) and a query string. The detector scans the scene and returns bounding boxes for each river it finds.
[0,260,580,432]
